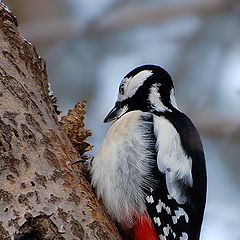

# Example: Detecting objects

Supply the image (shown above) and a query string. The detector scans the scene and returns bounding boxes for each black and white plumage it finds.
[91,65,207,240]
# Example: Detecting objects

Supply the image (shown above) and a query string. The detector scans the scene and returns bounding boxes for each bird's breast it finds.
[91,111,156,226]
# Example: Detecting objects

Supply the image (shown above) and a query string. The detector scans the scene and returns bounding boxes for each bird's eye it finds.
[119,83,125,95]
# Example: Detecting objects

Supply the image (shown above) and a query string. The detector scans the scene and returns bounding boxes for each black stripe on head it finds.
[123,65,175,112]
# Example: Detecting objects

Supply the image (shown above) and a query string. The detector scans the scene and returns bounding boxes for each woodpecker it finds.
[91,65,207,240]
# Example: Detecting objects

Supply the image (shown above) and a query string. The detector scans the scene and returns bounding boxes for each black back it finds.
[143,110,206,240]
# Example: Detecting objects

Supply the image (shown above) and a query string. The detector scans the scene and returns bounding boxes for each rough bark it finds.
[0,4,121,240]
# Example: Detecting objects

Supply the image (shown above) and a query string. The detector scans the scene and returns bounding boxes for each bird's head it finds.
[104,64,178,123]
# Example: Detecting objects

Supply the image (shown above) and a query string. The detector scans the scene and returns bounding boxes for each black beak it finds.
[104,102,127,123]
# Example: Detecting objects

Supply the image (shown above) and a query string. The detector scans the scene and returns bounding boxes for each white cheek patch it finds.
[118,70,153,101]
[148,83,170,112]
[149,84,178,112]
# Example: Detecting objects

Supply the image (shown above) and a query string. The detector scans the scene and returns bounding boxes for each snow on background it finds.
[5,0,240,239]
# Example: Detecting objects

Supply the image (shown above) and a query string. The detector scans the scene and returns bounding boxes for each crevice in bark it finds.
[15,214,64,240]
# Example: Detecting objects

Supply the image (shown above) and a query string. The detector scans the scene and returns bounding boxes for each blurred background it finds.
[4,0,240,239]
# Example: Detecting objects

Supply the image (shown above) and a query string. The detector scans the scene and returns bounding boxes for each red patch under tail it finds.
[124,213,158,240]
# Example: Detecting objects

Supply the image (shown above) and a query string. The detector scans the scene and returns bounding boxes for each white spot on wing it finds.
[159,235,167,240]
[172,207,189,224]
[146,195,154,204]
[167,194,172,200]
[163,224,171,236]
[154,115,193,204]
[156,199,165,213]
[172,216,178,224]
[166,206,171,215]
[156,199,171,215]
[153,217,161,226]
[180,232,188,240]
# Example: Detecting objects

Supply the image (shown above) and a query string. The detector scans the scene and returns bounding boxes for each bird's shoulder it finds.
[157,110,204,159]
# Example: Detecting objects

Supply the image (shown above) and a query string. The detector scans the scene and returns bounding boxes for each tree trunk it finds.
[0,4,121,240]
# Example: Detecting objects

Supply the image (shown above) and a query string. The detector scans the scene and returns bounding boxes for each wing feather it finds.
[145,111,206,240]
